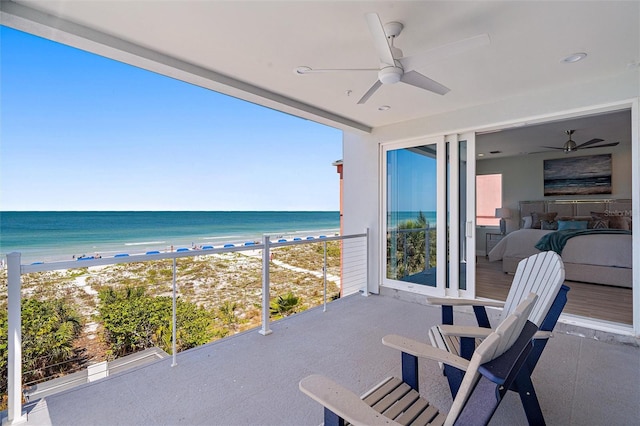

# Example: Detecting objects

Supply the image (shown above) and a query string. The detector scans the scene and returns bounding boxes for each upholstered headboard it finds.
[519,199,632,228]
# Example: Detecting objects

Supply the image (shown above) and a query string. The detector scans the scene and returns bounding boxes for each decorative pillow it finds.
[559,215,601,229]
[591,218,610,229]
[609,216,631,230]
[522,216,533,229]
[541,220,558,230]
[592,211,631,230]
[557,220,588,230]
[531,212,558,229]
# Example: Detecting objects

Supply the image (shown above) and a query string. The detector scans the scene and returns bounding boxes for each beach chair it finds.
[427,251,568,425]
[300,294,539,426]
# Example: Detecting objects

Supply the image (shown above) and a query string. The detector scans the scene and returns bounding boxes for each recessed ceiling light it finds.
[378,105,391,111]
[562,52,587,63]
[478,153,485,157]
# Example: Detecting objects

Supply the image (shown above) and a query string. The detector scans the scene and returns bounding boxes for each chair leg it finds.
[442,305,453,325]
[402,352,419,391]
[473,305,492,328]
[512,370,546,426]
[324,407,345,426]
[460,336,475,360]
[444,364,465,397]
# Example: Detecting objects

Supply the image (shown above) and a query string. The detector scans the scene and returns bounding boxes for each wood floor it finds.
[476,257,633,325]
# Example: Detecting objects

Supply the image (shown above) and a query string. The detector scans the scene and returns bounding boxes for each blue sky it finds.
[0,26,342,211]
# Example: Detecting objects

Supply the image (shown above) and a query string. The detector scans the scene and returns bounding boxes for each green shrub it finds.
[97,287,216,357]
[1,298,82,397]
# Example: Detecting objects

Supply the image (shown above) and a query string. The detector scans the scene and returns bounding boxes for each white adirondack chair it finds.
[300,294,539,426]
[427,251,567,425]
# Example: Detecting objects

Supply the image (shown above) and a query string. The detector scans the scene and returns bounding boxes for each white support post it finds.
[171,258,177,367]
[363,228,369,296]
[259,235,272,335]
[6,252,27,425]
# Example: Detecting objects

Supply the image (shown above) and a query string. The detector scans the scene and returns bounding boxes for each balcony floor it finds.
[8,293,640,426]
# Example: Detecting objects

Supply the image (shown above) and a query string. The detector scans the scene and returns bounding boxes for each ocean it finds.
[0,211,340,263]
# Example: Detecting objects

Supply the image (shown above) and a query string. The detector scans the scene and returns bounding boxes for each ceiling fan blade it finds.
[541,146,566,150]
[357,80,383,104]
[574,138,604,149]
[581,142,620,149]
[399,33,490,72]
[365,12,396,66]
[295,66,379,74]
[400,70,450,95]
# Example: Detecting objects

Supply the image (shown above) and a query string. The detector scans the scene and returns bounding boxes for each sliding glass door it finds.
[382,133,475,297]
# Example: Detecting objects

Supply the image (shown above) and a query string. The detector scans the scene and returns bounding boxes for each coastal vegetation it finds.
[386,211,436,280]
[96,287,220,357]
[0,241,342,407]
[0,298,83,407]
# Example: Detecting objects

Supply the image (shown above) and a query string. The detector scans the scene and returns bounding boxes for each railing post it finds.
[363,228,369,296]
[259,235,272,335]
[171,257,177,367]
[323,240,327,312]
[6,252,27,424]
[402,230,408,278]
[425,223,431,273]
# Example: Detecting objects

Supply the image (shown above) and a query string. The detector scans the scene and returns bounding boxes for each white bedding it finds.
[488,229,632,269]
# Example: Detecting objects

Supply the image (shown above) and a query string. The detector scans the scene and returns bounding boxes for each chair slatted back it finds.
[502,251,565,327]
[445,293,538,425]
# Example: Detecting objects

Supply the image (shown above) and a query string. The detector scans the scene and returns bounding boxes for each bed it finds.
[488,199,632,288]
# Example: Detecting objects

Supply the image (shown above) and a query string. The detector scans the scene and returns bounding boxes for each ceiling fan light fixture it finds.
[564,142,577,153]
[562,52,587,63]
[378,67,403,84]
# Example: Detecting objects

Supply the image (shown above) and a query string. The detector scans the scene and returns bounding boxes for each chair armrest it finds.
[382,334,470,371]
[534,330,553,340]
[299,375,399,425]
[426,296,505,308]
[438,324,493,339]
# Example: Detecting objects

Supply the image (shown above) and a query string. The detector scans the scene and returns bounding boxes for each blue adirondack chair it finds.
[427,251,568,425]
[300,294,539,426]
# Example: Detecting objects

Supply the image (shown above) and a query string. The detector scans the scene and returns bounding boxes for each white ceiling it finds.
[4,1,640,135]
[477,108,632,159]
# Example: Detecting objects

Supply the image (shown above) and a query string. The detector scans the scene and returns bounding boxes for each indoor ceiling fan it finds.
[294,12,490,104]
[542,130,619,153]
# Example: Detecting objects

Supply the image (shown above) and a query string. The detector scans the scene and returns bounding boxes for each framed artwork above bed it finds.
[543,154,612,196]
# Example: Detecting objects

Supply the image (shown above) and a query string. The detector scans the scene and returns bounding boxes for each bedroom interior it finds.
[476,108,632,325]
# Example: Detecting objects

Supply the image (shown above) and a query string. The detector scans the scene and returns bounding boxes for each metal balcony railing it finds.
[2,231,368,424]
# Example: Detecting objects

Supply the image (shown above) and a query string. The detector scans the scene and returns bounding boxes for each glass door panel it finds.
[382,133,475,297]
[386,144,437,286]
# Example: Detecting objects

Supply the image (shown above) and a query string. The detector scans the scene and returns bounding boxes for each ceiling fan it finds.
[542,130,619,153]
[294,13,490,104]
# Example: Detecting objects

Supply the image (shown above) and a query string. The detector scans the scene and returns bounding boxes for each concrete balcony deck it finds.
[7,293,639,426]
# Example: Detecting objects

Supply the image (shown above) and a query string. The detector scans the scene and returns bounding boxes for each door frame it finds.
[379,133,477,297]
